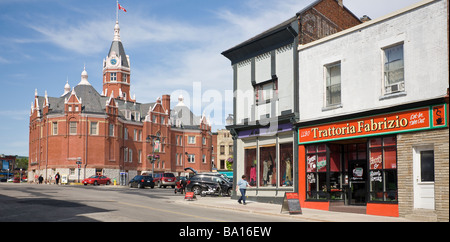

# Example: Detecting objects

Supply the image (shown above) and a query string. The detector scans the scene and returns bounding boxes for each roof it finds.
[108,41,129,68]
[221,16,298,64]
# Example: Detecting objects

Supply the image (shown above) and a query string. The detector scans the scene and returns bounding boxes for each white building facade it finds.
[296,0,448,221]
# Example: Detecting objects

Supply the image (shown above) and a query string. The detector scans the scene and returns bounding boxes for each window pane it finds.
[370,148,383,170]
[306,145,316,154]
[383,136,396,146]
[317,154,327,172]
[280,143,293,187]
[384,147,397,169]
[245,149,256,186]
[260,146,276,187]
[384,44,404,86]
[369,138,382,147]
[420,150,434,182]
[307,155,317,172]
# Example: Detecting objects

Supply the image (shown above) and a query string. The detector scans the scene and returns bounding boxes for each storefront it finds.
[297,103,448,218]
[233,122,296,203]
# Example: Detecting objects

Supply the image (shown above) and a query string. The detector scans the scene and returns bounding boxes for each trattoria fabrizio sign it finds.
[298,104,447,144]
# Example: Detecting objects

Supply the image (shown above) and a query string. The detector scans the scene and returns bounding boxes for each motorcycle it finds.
[200,183,222,197]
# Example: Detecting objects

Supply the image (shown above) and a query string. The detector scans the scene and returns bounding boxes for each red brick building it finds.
[28,20,213,183]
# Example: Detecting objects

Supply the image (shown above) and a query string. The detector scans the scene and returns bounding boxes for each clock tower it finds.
[102,20,134,102]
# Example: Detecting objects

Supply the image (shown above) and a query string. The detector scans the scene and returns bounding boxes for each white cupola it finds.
[78,66,91,85]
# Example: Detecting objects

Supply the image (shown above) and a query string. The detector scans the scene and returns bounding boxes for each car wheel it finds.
[192,186,202,195]
[94,181,98,186]
[150,185,154,189]
[227,188,232,196]
[84,184,87,186]
[106,181,110,185]
[158,182,162,188]
[171,185,175,188]
[129,183,132,188]
[137,183,142,189]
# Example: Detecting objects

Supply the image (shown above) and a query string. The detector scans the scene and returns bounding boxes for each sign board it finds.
[281,192,302,215]
[184,192,196,201]
[61,175,68,185]
[298,104,447,144]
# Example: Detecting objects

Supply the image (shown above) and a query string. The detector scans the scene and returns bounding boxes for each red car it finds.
[153,173,176,188]
[82,175,111,186]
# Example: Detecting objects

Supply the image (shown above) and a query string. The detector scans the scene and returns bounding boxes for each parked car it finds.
[129,175,155,189]
[186,173,233,196]
[153,173,176,188]
[82,175,111,186]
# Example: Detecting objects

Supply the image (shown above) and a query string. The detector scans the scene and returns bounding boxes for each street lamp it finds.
[146,135,160,176]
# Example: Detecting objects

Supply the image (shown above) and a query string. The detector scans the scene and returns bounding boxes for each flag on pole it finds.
[118,3,127,12]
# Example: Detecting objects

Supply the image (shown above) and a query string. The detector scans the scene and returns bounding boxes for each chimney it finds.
[360,15,372,22]
[162,94,171,115]
[337,0,343,7]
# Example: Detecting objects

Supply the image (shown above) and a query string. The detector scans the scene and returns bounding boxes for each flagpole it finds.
[116,0,119,23]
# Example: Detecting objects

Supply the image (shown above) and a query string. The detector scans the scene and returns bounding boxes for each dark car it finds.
[186,173,233,196]
[129,175,155,189]
[153,173,176,188]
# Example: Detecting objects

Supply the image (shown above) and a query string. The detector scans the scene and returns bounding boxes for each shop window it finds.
[369,136,398,202]
[329,144,342,200]
[260,146,276,187]
[244,148,257,186]
[279,143,293,187]
[306,144,327,200]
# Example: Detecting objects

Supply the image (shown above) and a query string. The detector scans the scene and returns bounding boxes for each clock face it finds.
[110,58,117,65]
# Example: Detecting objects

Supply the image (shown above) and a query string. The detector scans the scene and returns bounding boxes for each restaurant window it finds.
[279,143,293,187]
[244,148,257,186]
[329,144,343,200]
[369,136,398,202]
[306,144,327,200]
[260,145,276,187]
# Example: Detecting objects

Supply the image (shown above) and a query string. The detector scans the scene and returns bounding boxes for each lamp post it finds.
[146,135,160,176]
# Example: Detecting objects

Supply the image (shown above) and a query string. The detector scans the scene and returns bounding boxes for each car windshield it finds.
[89,176,99,178]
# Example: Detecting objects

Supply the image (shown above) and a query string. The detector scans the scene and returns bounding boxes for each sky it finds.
[0,0,421,156]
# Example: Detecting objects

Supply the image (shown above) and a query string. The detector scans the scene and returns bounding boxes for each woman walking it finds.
[237,175,250,205]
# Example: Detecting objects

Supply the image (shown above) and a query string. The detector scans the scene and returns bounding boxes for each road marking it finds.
[117,201,227,222]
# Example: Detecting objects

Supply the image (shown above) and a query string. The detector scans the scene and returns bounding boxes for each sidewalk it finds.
[174,195,415,222]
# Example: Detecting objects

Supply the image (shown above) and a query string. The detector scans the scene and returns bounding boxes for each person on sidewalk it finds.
[237,175,250,205]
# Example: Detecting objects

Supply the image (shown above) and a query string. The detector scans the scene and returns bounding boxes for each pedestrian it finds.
[180,177,187,194]
[55,172,60,185]
[237,175,250,205]
[38,175,43,184]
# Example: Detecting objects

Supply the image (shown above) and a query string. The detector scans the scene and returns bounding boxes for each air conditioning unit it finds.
[386,82,405,94]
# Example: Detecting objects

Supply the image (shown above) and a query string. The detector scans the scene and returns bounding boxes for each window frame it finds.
[382,43,405,95]
[324,61,342,107]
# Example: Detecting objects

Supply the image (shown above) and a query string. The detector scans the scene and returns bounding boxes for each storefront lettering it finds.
[370,170,382,182]
[299,105,447,144]
[370,155,382,169]
[311,116,408,139]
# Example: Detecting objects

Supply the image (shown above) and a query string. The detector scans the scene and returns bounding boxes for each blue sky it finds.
[0,0,420,156]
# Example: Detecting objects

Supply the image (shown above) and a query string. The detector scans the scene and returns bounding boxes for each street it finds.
[0,183,299,222]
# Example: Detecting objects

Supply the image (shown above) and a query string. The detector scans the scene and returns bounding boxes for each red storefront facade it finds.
[297,103,448,218]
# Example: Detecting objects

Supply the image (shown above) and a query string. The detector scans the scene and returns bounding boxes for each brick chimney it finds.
[162,94,171,114]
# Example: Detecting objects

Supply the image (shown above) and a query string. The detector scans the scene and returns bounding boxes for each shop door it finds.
[349,160,367,205]
[413,147,435,210]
